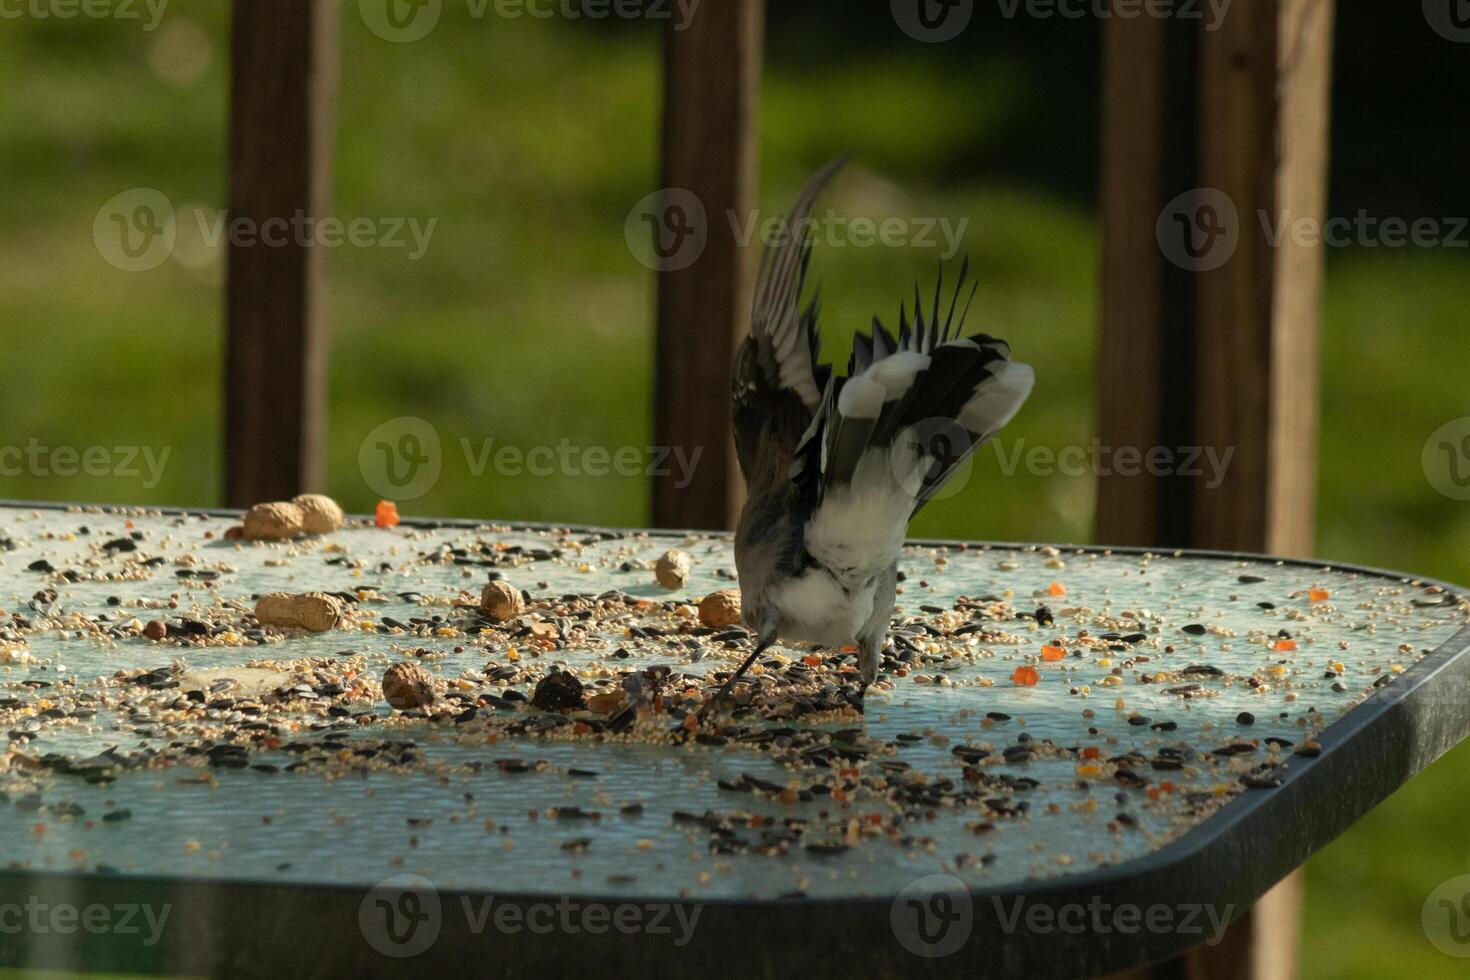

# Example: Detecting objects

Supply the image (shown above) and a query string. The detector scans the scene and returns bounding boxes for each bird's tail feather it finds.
[791,260,1033,520]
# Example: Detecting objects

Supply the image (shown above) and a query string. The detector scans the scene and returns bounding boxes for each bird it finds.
[701,157,1034,720]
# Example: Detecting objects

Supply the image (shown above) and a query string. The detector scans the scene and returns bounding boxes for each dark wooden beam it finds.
[651,0,763,530]
[1098,1,1334,977]
[1096,8,1179,547]
[1099,0,1332,559]
[225,0,340,507]
[1192,0,1333,559]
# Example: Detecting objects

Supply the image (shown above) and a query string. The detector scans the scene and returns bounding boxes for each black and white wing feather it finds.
[732,156,847,482]
[790,261,1034,585]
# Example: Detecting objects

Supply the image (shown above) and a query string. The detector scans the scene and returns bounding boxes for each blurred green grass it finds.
[1,8,1468,979]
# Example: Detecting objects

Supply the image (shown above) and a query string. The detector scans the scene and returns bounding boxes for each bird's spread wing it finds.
[791,260,1034,584]
[732,156,847,483]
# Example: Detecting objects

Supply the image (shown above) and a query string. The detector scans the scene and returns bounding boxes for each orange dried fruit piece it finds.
[1308,587,1330,602]
[1047,581,1067,597]
[1080,746,1101,760]
[1041,644,1066,662]
[1274,639,1297,652]
[802,655,823,667]
[375,500,400,528]
[1011,666,1040,686]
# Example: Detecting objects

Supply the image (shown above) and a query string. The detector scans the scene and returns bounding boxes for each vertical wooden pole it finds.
[1097,0,1334,977]
[225,0,340,507]
[1193,0,1333,558]
[652,0,763,530]
[1096,8,1193,548]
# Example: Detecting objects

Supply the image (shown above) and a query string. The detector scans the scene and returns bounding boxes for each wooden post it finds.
[225,0,339,507]
[1097,0,1334,977]
[651,0,763,530]
[1192,0,1332,558]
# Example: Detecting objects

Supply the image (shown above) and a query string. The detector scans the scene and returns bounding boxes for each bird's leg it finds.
[847,634,883,716]
[695,637,774,725]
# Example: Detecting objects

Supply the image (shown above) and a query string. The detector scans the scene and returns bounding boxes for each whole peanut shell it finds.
[254,592,344,632]
[293,494,344,535]
[242,502,305,541]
